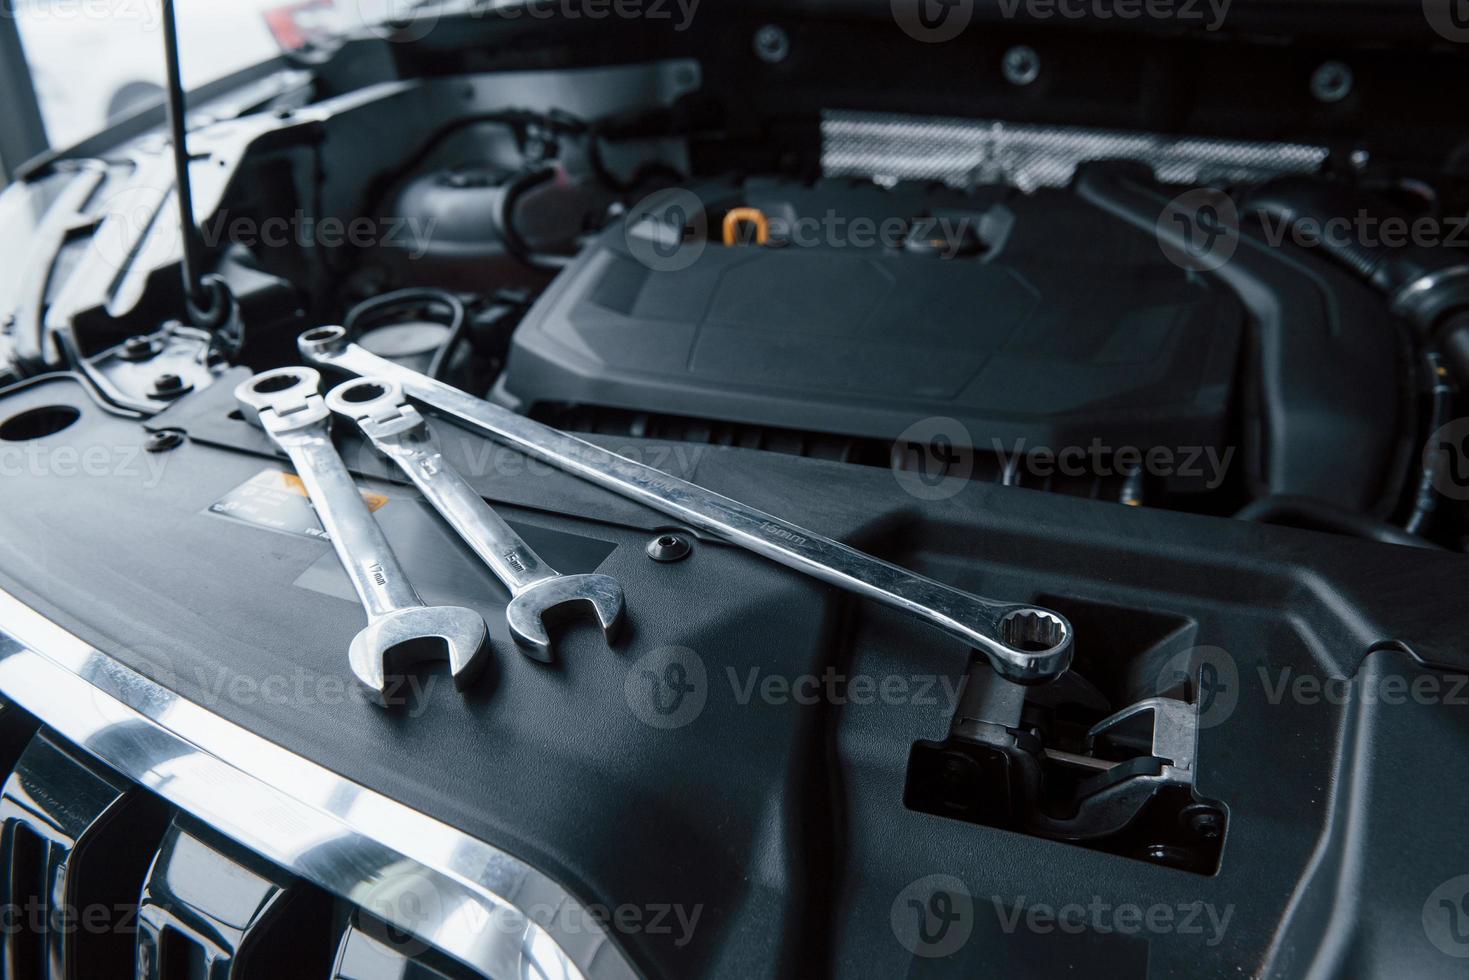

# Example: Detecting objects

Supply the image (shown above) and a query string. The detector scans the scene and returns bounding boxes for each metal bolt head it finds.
[754,24,790,64]
[151,373,190,399]
[1310,61,1353,103]
[1192,815,1222,839]
[299,326,348,358]
[647,533,693,563]
[121,335,161,362]
[1180,802,1225,840]
[145,429,185,453]
[1002,45,1041,87]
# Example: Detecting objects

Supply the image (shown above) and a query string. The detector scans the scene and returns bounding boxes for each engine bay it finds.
[2,6,1469,978]
[8,47,1459,534]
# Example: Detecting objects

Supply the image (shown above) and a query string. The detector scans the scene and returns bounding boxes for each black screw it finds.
[151,373,190,399]
[1311,61,1353,103]
[753,24,790,63]
[1186,809,1224,840]
[145,429,185,453]
[647,533,693,563]
[1002,45,1041,86]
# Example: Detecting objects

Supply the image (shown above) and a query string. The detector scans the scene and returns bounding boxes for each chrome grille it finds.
[0,718,476,979]
[0,584,633,980]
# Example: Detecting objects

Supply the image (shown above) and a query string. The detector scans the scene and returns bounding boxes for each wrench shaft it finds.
[277,429,424,621]
[374,434,556,596]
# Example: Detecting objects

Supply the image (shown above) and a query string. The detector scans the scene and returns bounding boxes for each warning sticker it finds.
[205,468,388,542]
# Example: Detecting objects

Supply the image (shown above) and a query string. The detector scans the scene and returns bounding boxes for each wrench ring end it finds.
[990,607,1073,685]
[234,367,325,429]
[299,325,349,360]
[325,377,406,421]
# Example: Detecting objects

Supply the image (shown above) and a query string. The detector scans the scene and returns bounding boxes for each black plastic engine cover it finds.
[3,373,1469,978]
[495,178,1245,454]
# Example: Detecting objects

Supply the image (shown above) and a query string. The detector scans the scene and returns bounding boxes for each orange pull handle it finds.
[722,207,771,246]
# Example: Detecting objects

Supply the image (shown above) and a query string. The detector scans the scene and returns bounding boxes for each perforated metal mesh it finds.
[821,110,1327,191]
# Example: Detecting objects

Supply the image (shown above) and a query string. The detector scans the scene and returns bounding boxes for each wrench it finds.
[234,367,489,704]
[299,328,1074,684]
[325,377,624,662]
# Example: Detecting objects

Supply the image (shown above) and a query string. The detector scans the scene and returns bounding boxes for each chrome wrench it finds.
[299,327,1074,684]
[324,377,623,662]
[235,367,489,704]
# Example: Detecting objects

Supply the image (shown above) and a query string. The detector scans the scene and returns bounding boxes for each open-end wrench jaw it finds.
[506,574,625,663]
[349,605,490,705]
[236,366,491,708]
[327,375,629,663]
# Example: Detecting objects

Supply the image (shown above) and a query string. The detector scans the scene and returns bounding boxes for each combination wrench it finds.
[235,368,489,703]
[299,326,1074,684]
[324,377,624,662]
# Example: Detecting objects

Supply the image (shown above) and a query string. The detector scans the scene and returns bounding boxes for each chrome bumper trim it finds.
[0,585,638,980]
